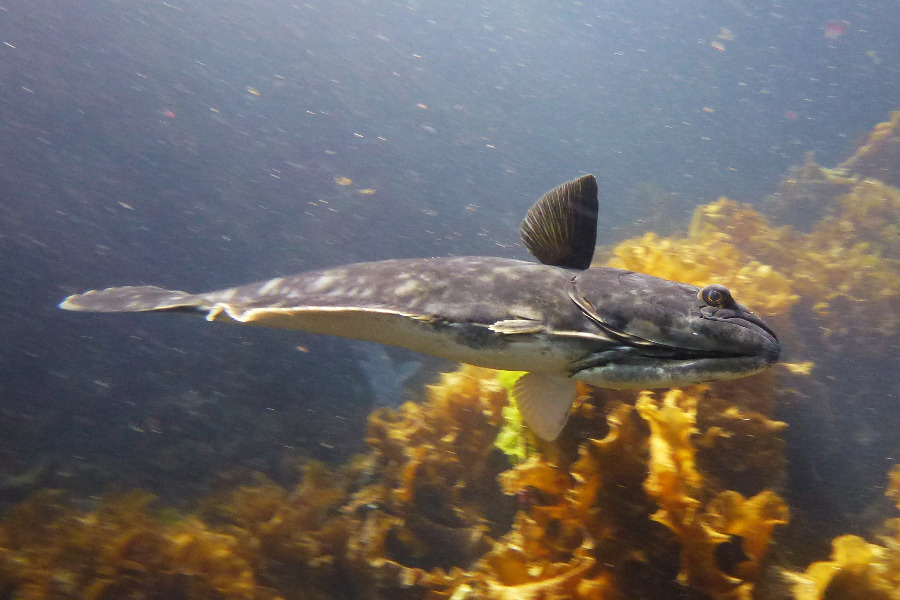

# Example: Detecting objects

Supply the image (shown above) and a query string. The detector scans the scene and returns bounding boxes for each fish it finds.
[59,175,780,441]
[354,342,421,408]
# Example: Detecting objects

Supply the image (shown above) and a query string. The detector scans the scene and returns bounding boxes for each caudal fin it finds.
[59,286,204,313]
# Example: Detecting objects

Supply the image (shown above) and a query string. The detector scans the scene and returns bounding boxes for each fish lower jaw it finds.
[572,356,776,390]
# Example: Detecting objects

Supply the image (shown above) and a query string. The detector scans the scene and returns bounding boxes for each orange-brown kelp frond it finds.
[787,465,900,600]
[0,490,272,600]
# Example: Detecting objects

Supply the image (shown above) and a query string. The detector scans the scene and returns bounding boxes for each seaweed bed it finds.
[3,113,900,599]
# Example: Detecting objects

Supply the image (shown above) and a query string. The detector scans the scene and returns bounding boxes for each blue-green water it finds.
[1,1,900,597]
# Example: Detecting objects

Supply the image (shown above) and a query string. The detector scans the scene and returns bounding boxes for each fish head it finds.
[568,268,780,388]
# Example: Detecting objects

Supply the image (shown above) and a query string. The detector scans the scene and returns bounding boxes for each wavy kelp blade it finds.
[519,174,599,271]
[496,370,528,392]
[494,370,529,462]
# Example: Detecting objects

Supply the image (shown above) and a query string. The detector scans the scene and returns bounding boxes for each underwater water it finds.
[2,0,900,598]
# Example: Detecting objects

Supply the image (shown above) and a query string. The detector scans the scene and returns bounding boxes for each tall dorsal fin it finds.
[519,174,599,270]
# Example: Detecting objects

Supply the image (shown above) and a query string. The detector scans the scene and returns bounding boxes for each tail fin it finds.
[59,286,204,313]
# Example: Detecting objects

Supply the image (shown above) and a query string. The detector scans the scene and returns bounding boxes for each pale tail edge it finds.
[59,286,203,313]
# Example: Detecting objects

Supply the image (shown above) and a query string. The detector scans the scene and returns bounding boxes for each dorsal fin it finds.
[519,174,599,270]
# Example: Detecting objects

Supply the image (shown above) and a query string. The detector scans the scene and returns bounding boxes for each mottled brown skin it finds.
[60,256,779,388]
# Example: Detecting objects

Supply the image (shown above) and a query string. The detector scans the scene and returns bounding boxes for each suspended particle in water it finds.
[824,20,849,41]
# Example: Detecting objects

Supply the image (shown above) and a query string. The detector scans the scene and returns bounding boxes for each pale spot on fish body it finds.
[258,278,284,295]
[312,275,337,291]
[394,280,422,296]
[423,303,443,315]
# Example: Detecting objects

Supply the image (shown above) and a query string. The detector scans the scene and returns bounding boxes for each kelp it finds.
[837,110,900,187]
[0,371,788,600]
[492,371,530,465]
[0,490,272,600]
[788,466,900,600]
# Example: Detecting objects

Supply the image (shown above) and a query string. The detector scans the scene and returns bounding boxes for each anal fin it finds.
[514,372,577,441]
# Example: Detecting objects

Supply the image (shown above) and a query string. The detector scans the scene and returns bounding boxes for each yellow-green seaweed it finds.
[493,370,529,464]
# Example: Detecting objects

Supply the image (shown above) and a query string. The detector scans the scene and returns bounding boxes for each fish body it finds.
[60,176,780,440]
[62,257,598,372]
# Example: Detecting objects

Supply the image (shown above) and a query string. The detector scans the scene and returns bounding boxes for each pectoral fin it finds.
[488,319,545,334]
[513,372,577,441]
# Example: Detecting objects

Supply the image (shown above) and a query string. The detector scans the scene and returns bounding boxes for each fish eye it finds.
[699,284,732,307]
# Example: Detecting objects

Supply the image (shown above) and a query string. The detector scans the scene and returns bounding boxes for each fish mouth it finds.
[631,342,779,364]
[570,337,780,373]
[701,308,782,367]
[571,347,780,390]
[573,306,781,367]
